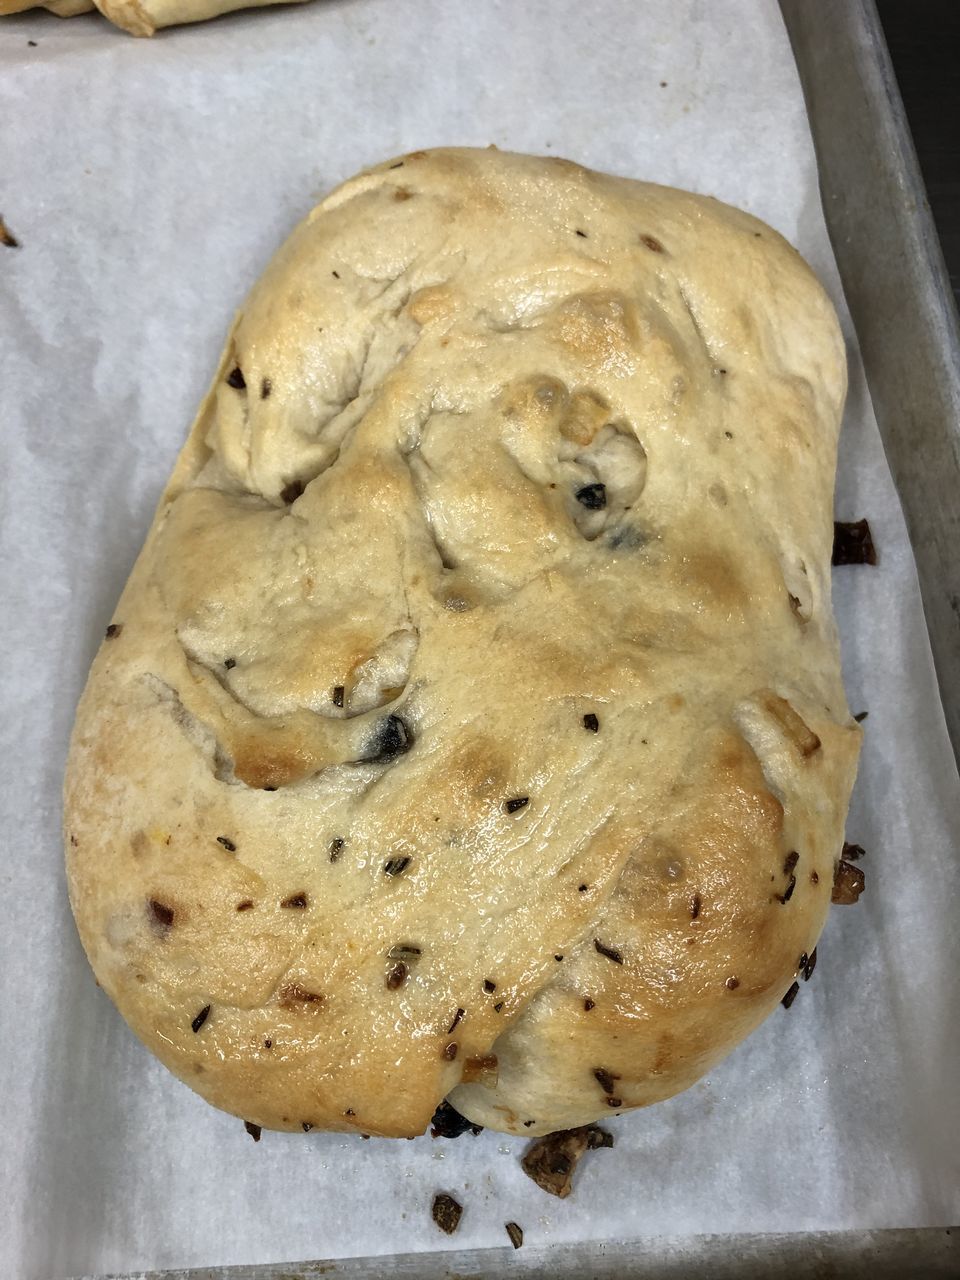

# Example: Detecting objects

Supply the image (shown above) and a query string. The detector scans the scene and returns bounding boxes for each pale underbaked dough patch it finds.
[64,147,860,1138]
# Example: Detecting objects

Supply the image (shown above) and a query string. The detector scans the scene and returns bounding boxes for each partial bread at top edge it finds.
[0,0,311,34]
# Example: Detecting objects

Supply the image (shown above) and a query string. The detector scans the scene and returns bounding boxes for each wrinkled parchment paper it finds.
[1,1,958,1275]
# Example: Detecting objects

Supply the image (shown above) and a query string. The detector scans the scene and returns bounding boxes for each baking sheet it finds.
[1,1,958,1276]
[783,0,960,768]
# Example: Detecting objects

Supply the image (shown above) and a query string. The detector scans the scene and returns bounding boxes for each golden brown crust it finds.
[0,0,94,15]
[64,148,859,1138]
[98,0,311,32]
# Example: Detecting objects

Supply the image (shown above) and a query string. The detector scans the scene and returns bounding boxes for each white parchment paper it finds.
[1,2,959,1276]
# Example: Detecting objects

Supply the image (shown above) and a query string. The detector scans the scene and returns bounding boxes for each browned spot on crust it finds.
[677,546,747,613]
[652,1033,674,1074]
[640,233,664,253]
[394,188,413,202]
[721,738,786,832]
[500,373,568,423]
[382,733,512,844]
[559,388,611,446]
[555,292,638,369]
[461,1054,498,1085]
[232,739,319,790]
[408,284,456,325]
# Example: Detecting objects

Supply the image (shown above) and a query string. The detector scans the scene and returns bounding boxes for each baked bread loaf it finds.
[65,147,860,1138]
[1,0,309,36]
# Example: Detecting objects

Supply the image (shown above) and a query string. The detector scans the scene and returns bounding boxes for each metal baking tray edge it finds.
[783,0,960,763]
[75,1227,959,1280]
[71,1,960,1276]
